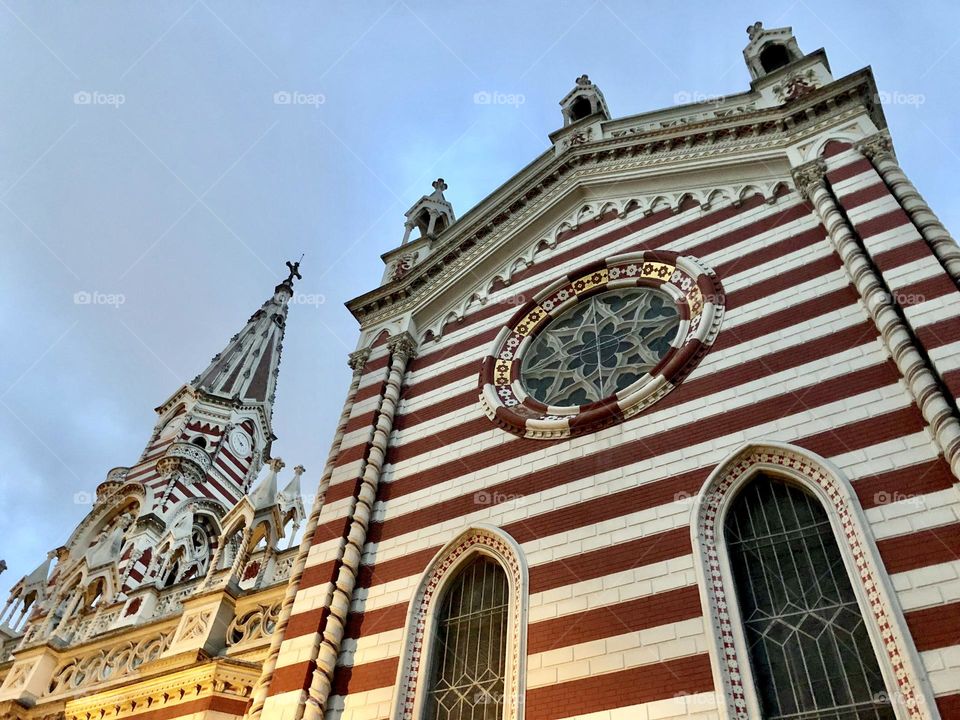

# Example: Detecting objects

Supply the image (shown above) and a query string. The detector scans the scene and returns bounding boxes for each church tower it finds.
[0,264,306,716]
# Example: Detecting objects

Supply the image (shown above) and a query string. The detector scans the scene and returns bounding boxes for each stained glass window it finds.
[725,475,895,720]
[520,287,679,406]
[424,556,509,720]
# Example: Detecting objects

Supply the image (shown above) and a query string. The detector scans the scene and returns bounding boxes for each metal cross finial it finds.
[285,255,304,285]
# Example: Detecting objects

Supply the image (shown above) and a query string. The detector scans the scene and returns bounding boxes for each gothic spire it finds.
[191,262,301,408]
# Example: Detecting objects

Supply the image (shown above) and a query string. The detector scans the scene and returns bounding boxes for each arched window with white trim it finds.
[393,526,527,720]
[692,442,939,720]
[424,555,509,720]
[726,473,893,719]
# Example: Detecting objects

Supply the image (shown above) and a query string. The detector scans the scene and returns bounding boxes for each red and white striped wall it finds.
[262,145,960,720]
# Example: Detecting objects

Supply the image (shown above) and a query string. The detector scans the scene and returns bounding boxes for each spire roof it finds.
[191,262,302,407]
[19,553,53,589]
[248,457,284,512]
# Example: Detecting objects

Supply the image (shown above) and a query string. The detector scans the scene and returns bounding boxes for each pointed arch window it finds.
[726,475,894,719]
[693,444,937,720]
[393,527,527,720]
[424,555,509,720]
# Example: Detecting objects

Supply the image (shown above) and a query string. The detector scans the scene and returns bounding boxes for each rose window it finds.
[479,250,724,438]
[521,288,680,406]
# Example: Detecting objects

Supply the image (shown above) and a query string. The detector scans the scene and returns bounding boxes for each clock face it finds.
[160,419,180,439]
[228,429,252,457]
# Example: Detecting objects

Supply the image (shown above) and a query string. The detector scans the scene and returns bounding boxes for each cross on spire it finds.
[285,256,303,286]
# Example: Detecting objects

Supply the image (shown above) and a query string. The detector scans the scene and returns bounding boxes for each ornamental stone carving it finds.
[156,441,212,482]
[225,601,281,646]
[46,630,173,695]
[791,158,826,199]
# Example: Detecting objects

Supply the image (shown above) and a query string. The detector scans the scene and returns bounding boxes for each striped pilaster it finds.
[246,347,371,719]
[857,131,960,287]
[260,333,416,720]
[793,158,960,481]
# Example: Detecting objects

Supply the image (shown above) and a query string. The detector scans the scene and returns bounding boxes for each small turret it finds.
[200,458,304,590]
[401,178,456,245]
[743,22,805,81]
[559,74,609,126]
[0,553,53,634]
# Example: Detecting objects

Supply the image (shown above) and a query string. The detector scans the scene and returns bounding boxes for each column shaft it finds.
[245,347,371,719]
[794,160,960,479]
[301,334,415,720]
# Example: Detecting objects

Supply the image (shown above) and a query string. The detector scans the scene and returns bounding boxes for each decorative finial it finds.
[576,74,590,86]
[293,464,305,476]
[284,256,303,286]
[431,178,448,194]
[747,21,763,40]
[268,457,286,472]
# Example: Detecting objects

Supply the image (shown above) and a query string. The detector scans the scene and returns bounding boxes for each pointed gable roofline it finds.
[350,64,883,328]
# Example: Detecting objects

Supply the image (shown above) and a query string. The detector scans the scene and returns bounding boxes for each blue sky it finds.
[1,0,958,588]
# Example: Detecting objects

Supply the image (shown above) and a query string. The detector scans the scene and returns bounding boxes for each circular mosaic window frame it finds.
[479,250,724,439]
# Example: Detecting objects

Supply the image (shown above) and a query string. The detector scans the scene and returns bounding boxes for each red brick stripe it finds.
[270,659,316,696]
[853,208,912,239]
[525,653,714,720]
[905,600,960,652]
[943,368,960,400]
[531,527,692,595]
[837,181,893,208]
[872,238,937,275]
[917,317,960,348]
[938,693,960,718]
[826,158,874,184]
[879,523,960,575]
[527,585,702,654]
[332,656,399,696]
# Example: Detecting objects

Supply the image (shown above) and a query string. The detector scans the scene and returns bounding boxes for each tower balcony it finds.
[156,441,212,482]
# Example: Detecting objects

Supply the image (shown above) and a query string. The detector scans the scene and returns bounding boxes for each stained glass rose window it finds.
[479,251,724,439]
[521,288,680,406]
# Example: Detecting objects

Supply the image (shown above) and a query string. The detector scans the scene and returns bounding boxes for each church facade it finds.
[3,21,960,720]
